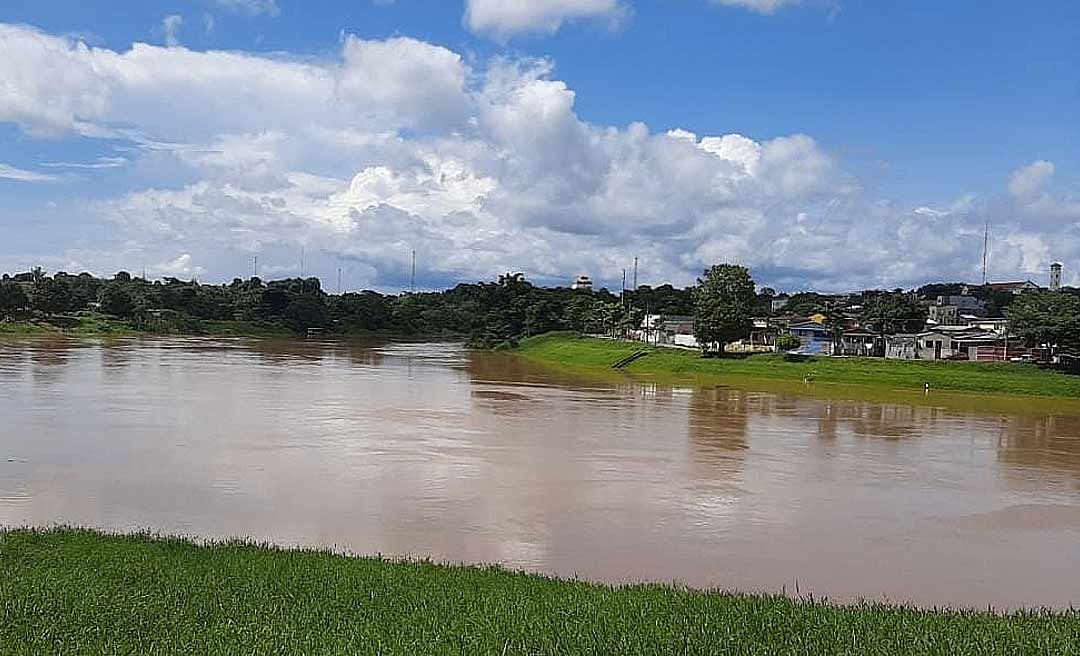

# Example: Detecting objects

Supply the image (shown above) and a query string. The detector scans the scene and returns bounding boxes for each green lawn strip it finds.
[514,333,1080,401]
[1,528,1077,655]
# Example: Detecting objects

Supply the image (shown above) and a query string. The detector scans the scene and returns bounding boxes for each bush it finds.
[775,333,802,351]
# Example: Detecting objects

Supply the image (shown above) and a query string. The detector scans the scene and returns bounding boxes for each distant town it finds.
[1,260,1076,370]
[613,262,1074,366]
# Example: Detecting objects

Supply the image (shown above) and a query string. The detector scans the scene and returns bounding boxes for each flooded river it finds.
[2,337,1079,609]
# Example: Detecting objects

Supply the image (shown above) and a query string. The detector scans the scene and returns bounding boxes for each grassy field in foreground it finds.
[2,529,1078,655]
[514,333,1080,400]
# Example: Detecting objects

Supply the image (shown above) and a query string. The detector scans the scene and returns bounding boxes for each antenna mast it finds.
[981,221,989,284]
[633,256,638,291]
[410,250,416,294]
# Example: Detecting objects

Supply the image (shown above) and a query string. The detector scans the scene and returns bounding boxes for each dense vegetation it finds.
[514,333,1080,401]
[2,528,1077,656]
[2,265,1077,354]
[0,269,687,346]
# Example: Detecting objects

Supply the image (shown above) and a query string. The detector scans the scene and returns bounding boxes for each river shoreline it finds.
[3,528,1077,655]
[511,333,1080,409]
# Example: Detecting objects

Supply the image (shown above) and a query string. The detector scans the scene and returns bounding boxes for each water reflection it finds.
[997,414,1080,488]
[1,336,1080,609]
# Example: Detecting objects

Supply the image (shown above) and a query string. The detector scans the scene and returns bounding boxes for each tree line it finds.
[0,268,690,347]
[1,265,1076,354]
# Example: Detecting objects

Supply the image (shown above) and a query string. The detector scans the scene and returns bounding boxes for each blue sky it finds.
[1,0,1078,291]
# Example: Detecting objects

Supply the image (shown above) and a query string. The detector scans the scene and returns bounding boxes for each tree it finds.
[775,332,801,351]
[823,302,848,352]
[1007,291,1080,354]
[283,295,329,333]
[99,283,135,318]
[30,277,75,316]
[692,264,757,355]
[0,281,29,317]
[860,292,926,335]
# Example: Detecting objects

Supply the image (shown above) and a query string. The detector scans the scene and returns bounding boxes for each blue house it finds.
[787,321,831,355]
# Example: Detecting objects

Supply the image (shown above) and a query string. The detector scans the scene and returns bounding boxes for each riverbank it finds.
[514,333,1080,401]
[0,315,295,338]
[0,316,406,339]
[1,529,1076,655]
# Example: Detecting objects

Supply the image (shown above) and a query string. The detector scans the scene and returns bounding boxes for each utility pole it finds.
[337,267,342,295]
[253,255,258,279]
[981,220,990,285]
[300,247,305,278]
[410,249,416,294]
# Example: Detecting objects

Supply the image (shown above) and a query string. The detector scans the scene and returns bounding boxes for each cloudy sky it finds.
[1,1,1077,292]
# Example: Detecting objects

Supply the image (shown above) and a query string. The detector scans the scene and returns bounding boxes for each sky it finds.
[1,0,1078,293]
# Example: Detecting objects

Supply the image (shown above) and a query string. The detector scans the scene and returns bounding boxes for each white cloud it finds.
[464,0,629,40]
[708,0,806,14]
[0,23,1076,292]
[1008,160,1054,198]
[0,163,61,183]
[162,15,183,47]
[151,253,206,278]
[1006,160,1080,224]
[40,156,128,170]
[0,25,470,141]
[213,0,280,17]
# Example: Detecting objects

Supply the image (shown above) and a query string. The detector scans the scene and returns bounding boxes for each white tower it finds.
[1050,262,1063,291]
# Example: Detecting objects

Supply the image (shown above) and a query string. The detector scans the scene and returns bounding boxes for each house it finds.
[570,274,596,289]
[885,334,920,360]
[770,294,790,313]
[834,330,880,357]
[639,314,696,347]
[963,317,1008,335]
[728,319,778,353]
[914,326,1001,361]
[983,280,1040,295]
[927,304,961,326]
[937,294,987,315]
[788,320,831,355]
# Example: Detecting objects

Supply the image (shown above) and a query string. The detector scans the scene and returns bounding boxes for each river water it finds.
[1,337,1079,609]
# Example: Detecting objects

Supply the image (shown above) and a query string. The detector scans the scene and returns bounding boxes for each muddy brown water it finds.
[2,337,1079,609]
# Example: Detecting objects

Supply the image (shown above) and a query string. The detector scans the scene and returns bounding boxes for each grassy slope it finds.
[0,316,292,338]
[2,529,1077,655]
[514,333,1080,400]
[0,314,137,336]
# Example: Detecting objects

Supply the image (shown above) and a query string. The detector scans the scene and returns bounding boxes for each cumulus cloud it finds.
[1008,160,1054,198]
[151,253,206,278]
[0,22,1076,291]
[465,0,629,40]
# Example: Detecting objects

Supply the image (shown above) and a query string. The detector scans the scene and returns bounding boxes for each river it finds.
[2,337,1079,609]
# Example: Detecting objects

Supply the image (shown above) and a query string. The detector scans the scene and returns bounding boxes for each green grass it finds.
[0,316,294,339]
[514,333,1080,402]
[2,528,1078,655]
[198,320,295,338]
[0,314,136,336]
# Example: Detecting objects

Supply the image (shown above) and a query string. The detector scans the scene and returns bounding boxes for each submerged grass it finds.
[514,333,1080,402]
[2,528,1078,655]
